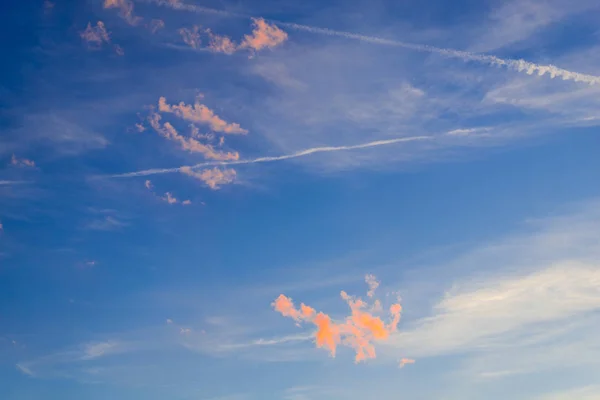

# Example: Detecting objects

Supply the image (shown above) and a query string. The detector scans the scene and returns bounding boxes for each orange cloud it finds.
[180,166,236,190]
[179,25,201,49]
[158,97,247,135]
[80,21,110,48]
[10,155,35,168]
[149,19,165,33]
[273,275,404,363]
[240,18,288,51]
[103,0,141,26]
[206,29,237,55]
[148,113,239,160]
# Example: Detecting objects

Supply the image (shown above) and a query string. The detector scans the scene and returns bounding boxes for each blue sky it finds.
[1,0,600,399]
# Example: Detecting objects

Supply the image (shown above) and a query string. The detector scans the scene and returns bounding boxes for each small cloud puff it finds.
[240,18,288,51]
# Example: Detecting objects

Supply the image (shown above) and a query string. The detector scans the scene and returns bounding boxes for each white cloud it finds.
[383,199,600,377]
[537,385,600,400]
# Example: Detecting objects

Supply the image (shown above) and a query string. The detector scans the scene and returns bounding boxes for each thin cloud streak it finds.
[110,135,432,178]
[148,0,600,85]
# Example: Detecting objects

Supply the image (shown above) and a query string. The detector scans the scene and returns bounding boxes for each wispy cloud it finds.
[154,0,600,85]
[180,166,236,190]
[158,97,247,135]
[85,216,128,231]
[179,25,201,49]
[536,385,600,400]
[10,155,35,168]
[273,275,404,363]
[103,0,141,26]
[148,19,165,33]
[80,21,110,48]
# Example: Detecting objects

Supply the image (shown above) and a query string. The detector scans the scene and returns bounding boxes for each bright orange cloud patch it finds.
[158,97,247,135]
[273,275,405,363]
[240,18,288,51]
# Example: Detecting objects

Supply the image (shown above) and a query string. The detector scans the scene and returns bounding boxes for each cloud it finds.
[110,135,431,178]
[206,29,237,55]
[10,154,35,167]
[155,0,600,85]
[82,341,119,360]
[148,113,240,160]
[145,180,153,190]
[158,97,247,135]
[239,18,288,51]
[149,19,165,33]
[103,0,141,26]
[114,44,125,56]
[365,274,379,298]
[85,216,127,231]
[398,358,415,368]
[16,364,34,376]
[180,166,236,190]
[80,21,110,48]
[162,192,178,204]
[536,385,600,400]
[273,275,404,363]
[179,25,201,49]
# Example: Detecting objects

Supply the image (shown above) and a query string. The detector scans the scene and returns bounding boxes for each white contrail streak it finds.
[145,0,600,85]
[111,135,432,178]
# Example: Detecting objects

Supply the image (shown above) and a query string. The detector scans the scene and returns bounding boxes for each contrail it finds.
[110,135,432,178]
[144,0,600,85]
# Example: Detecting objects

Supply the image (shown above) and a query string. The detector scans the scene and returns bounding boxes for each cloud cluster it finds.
[158,97,247,135]
[103,0,141,26]
[180,166,236,190]
[80,21,110,48]
[273,275,405,363]
[178,18,288,55]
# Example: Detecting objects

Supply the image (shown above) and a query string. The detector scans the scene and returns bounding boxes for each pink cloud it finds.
[180,166,236,190]
[145,180,153,190]
[158,97,247,135]
[80,21,110,48]
[135,123,146,132]
[148,113,239,160]
[182,199,192,205]
[206,29,237,55]
[10,155,35,168]
[240,18,288,51]
[273,275,404,363]
[103,0,141,26]
[179,25,201,49]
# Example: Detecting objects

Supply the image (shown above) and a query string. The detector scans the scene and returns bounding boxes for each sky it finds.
[1,0,600,399]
